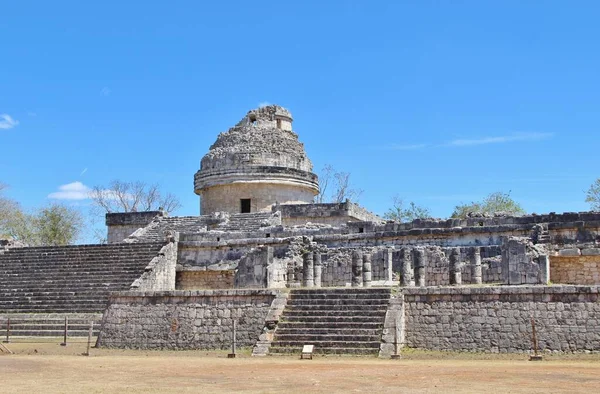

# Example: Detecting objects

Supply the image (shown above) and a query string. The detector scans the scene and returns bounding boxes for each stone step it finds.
[269,346,379,356]
[282,316,384,324]
[277,321,384,330]
[0,302,108,309]
[0,251,161,260]
[273,334,381,342]
[282,309,387,317]
[2,274,141,282]
[0,294,113,301]
[289,294,391,300]
[291,288,391,295]
[286,298,390,306]
[283,305,388,313]
[0,289,118,295]
[275,328,381,336]
[0,276,144,289]
[0,259,156,268]
[0,284,133,292]
[271,340,380,349]
[0,304,106,313]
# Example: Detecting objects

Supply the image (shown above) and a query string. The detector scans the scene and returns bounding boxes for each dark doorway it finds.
[240,199,251,213]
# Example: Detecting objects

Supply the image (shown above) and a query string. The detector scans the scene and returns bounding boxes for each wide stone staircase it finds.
[0,242,165,315]
[216,212,280,232]
[270,288,391,355]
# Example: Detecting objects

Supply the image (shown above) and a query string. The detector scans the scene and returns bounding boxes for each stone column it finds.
[538,255,550,284]
[470,247,482,285]
[414,248,426,287]
[449,248,462,285]
[303,252,314,288]
[313,252,322,288]
[363,253,372,287]
[352,250,363,287]
[400,248,413,287]
[383,249,393,283]
[287,263,300,288]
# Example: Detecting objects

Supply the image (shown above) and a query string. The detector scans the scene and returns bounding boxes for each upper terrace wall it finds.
[106,211,163,244]
[276,202,383,227]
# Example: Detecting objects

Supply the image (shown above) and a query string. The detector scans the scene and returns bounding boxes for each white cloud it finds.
[100,87,111,96]
[0,114,19,130]
[48,182,92,200]
[258,101,271,108]
[80,168,88,176]
[448,132,554,147]
[48,181,130,202]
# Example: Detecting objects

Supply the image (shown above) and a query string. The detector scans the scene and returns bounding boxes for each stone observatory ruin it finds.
[193,105,319,215]
[2,104,600,356]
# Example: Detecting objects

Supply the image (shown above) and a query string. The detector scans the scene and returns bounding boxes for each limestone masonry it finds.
[3,104,600,355]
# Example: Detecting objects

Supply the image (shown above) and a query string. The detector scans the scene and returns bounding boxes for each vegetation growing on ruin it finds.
[451,191,526,218]
[384,196,431,222]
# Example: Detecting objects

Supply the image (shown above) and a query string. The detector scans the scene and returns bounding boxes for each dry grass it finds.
[2,340,600,393]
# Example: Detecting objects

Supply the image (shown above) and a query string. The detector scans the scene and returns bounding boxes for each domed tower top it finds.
[194,105,319,215]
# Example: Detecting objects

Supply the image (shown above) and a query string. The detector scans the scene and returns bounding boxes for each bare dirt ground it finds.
[1,340,600,393]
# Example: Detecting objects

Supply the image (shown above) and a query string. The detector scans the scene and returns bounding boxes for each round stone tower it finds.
[194,105,319,215]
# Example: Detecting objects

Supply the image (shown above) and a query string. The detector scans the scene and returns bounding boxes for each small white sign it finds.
[302,345,314,353]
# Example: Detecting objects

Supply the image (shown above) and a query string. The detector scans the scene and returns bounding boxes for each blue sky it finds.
[1,1,599,243]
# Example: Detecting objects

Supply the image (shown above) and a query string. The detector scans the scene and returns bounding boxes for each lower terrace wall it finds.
[402,286,600,353]
[96,290,277,350]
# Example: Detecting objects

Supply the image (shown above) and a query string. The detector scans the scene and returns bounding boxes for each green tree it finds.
[451,191,526,218]
[585,178,600,211]
[1,184,83,245]
[384,196,431,222]
[34,203,84,246]
[0,183,33,241]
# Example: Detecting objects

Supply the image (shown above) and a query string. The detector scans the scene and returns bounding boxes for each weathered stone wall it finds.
[96,290,278,349]
[551,254,600,285]
[402,286,600,353]
[106,211,163,244]
[199,182,315,215]
[130,241,177,291]
[176,270,234,290]
[277,202,383,227]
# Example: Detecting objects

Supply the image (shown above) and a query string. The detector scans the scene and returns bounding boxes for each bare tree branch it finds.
[90,180,182,214]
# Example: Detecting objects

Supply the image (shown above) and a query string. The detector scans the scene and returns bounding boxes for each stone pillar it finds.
[286,263,297,288]
[265,247,275,288]
[413,248,426,287]
[313,252,322,288]
[470,247,482,285]
[352,250,363,287]
[303,252,314,288]
[449,248,462,285]
[539,255,550,284]
[383,249,393,283]
[400,248,413,287]
[363,253,372,287]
